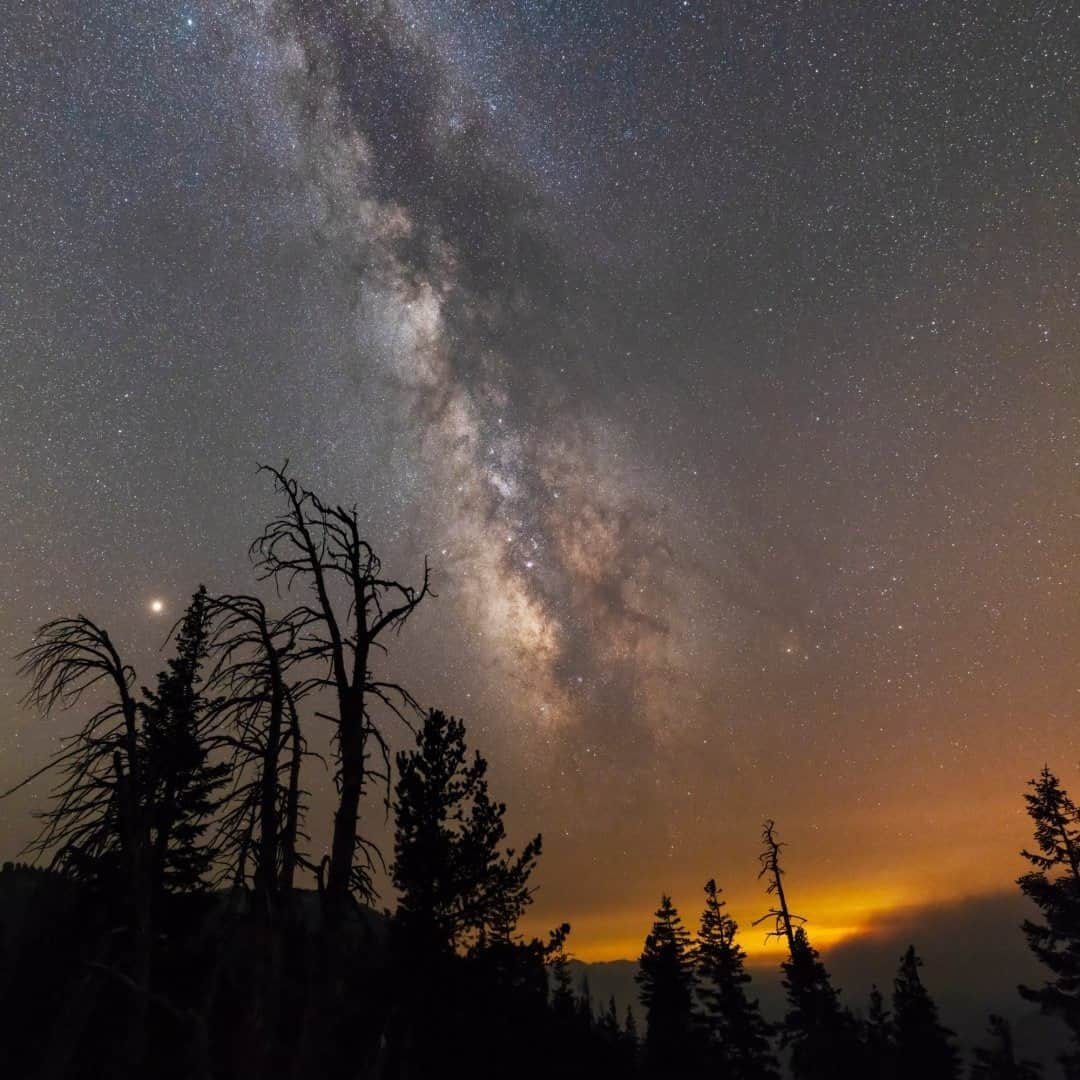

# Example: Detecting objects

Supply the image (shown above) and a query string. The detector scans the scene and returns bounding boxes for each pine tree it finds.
[755,821,862,1079]
[891,945,959,1080]
[781,927,863,1080]
[636,894,698,1077]
[865,984,896,1079]
[1018,767,1080,1076]
[695,878,779,1079]
[970,1015,1042,1080]
[141,586,229,894]
[392,708,542,956]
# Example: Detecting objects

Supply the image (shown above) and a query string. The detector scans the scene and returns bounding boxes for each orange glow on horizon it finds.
[524,882,925,965]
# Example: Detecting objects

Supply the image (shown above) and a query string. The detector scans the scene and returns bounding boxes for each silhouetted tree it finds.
[205,593,312,903]
[141,587,229,896]
[970,1015,1043,1080]
[695,877,779,1079]
[1018,767,1080,1076]
[550,937,576,1022]
[753,819,806,950]
[892,945,959,1079]
[865,983,897,1079]
[392,708,542,956]
[755,822,862,1079]
[540,920,589,1076]
[13,615,152,1070]
[780,928,863,1079]
[637,894,697,1077]
[252,462,430,914]
[385,708,544,1077]
[200,593,318,1080]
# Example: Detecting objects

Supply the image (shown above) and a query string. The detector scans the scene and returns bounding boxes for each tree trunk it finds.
[280,693,302,893]
[326,683,366,920]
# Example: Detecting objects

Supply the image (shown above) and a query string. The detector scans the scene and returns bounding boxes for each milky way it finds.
[2,1,1079,959]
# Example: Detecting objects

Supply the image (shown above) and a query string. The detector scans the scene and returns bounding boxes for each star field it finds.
[1,0,1079,959]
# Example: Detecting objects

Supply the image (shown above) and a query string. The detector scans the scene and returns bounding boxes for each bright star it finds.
[150,599,165,614]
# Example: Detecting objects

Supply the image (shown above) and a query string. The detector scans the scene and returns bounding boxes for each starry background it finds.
[2,0,1079,986]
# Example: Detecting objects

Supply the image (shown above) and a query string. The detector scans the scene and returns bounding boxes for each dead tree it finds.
[199,592,314,1080]
[251,463,431,921]
[205,595,313,912]
[12,616,152,1071]
[753,819,805,954]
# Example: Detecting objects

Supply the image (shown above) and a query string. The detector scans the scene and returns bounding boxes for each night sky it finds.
[2,1,1079,968]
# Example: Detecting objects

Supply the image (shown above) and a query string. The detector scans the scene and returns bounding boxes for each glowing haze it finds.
[1,0,1078,971]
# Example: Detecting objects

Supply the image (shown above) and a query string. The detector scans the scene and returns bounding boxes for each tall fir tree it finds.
[1018,767,1080,1077]
[891,945,960,1080]
[636,894,698,1077]
[695,878,779,1080]
[141,586,228,894]
[864,983,897,1079]
[780,928,864,1080]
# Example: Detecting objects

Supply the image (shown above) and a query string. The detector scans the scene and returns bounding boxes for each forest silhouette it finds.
[0,466,1074,1079]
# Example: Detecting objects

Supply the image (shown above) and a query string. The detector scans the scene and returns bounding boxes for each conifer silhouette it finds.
[755,822,862,1079]
[141,586,229,896]
[864,983,897,1079]
[695,877,779,1079]
[392,708,542,955]
[891,945,960,1079]
[780,927,864,1079]
[549,930,576,1022]
[637,894,698,1077]
[1018,767,1080,1076]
